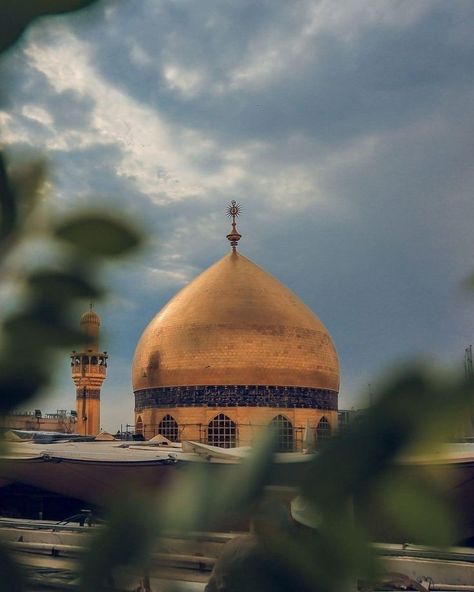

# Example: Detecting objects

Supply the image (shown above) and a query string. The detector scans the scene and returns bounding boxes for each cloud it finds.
[59,0,472,148]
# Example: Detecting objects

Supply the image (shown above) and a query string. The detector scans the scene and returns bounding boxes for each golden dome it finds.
[132,250,339,392]
[80,307,100,351]
[80,310,100,327]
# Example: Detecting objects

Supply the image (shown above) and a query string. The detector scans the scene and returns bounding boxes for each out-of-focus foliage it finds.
[79,492,162,592]
[302,369,473,508]
[0,2,141,589]
[77,367,474,592]
[0,0,100,53]
[0,156,46,247]
[464,273,474,292]
[1,3,474,592]
[160,427,279,533]
[55,214,142,258]
[0,148,142,411]
[78,430,279,589]
[0,540,25,592]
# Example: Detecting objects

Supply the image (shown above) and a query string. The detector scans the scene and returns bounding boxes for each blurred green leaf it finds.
[0,540,25,592]
[28,269,103,302]
[254,510,376,592]
[162,464,219,532]
[0,0,101,53]
[211,426,278,516]
[8,158,46,220]
[463,273,474,291]
[55,213,142,257]
[4,311,84,347]
[79,491,160,592]
[0,152,46,253]
[162,429,278,533]
[0,152,17,243]
[300,370,426,508]
[374,470,458,547]
[301,367,474,510]
[0,365,49,411]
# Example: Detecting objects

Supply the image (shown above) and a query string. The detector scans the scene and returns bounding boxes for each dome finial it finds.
[226,200,242,252]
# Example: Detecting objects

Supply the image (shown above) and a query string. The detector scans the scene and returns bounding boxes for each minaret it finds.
[71,306,108,436]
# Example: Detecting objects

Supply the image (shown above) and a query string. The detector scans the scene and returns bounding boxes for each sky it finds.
[1,0,473,431]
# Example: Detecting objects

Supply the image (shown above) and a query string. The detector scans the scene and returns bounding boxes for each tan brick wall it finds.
[76,397,100,436]
[138,406,337,449]
[1,415,76,433]
[71,353,106,437]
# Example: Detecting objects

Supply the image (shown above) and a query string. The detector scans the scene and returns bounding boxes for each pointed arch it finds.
[158,414,179,442]
[270,414,294,452]
[207,413,237,448]
[135,415,143,436]
[316,416,331,442]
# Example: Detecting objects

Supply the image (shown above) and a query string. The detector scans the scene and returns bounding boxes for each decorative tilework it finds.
[76,388,101,400]
[134,384,337,411]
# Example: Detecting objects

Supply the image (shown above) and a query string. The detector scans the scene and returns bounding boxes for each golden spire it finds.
[226,200,242,252]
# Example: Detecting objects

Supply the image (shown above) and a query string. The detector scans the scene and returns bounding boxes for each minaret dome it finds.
[80,305,101,352]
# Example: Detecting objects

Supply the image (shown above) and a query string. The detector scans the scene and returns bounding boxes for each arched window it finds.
[207,414,237,448]
[135,415,143,436]
[316,416,331,442]
[158,414,179,442]
[270,415,294,452]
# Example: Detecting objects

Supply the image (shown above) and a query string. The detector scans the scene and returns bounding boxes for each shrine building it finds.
[132,202,339,451]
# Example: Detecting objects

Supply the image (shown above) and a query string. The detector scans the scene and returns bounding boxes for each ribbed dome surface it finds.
[132,251,339,392]
[80,310,100,326]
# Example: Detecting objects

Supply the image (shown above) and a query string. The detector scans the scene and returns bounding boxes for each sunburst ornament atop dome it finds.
[226,200,242,219]
[226,200,242,251]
